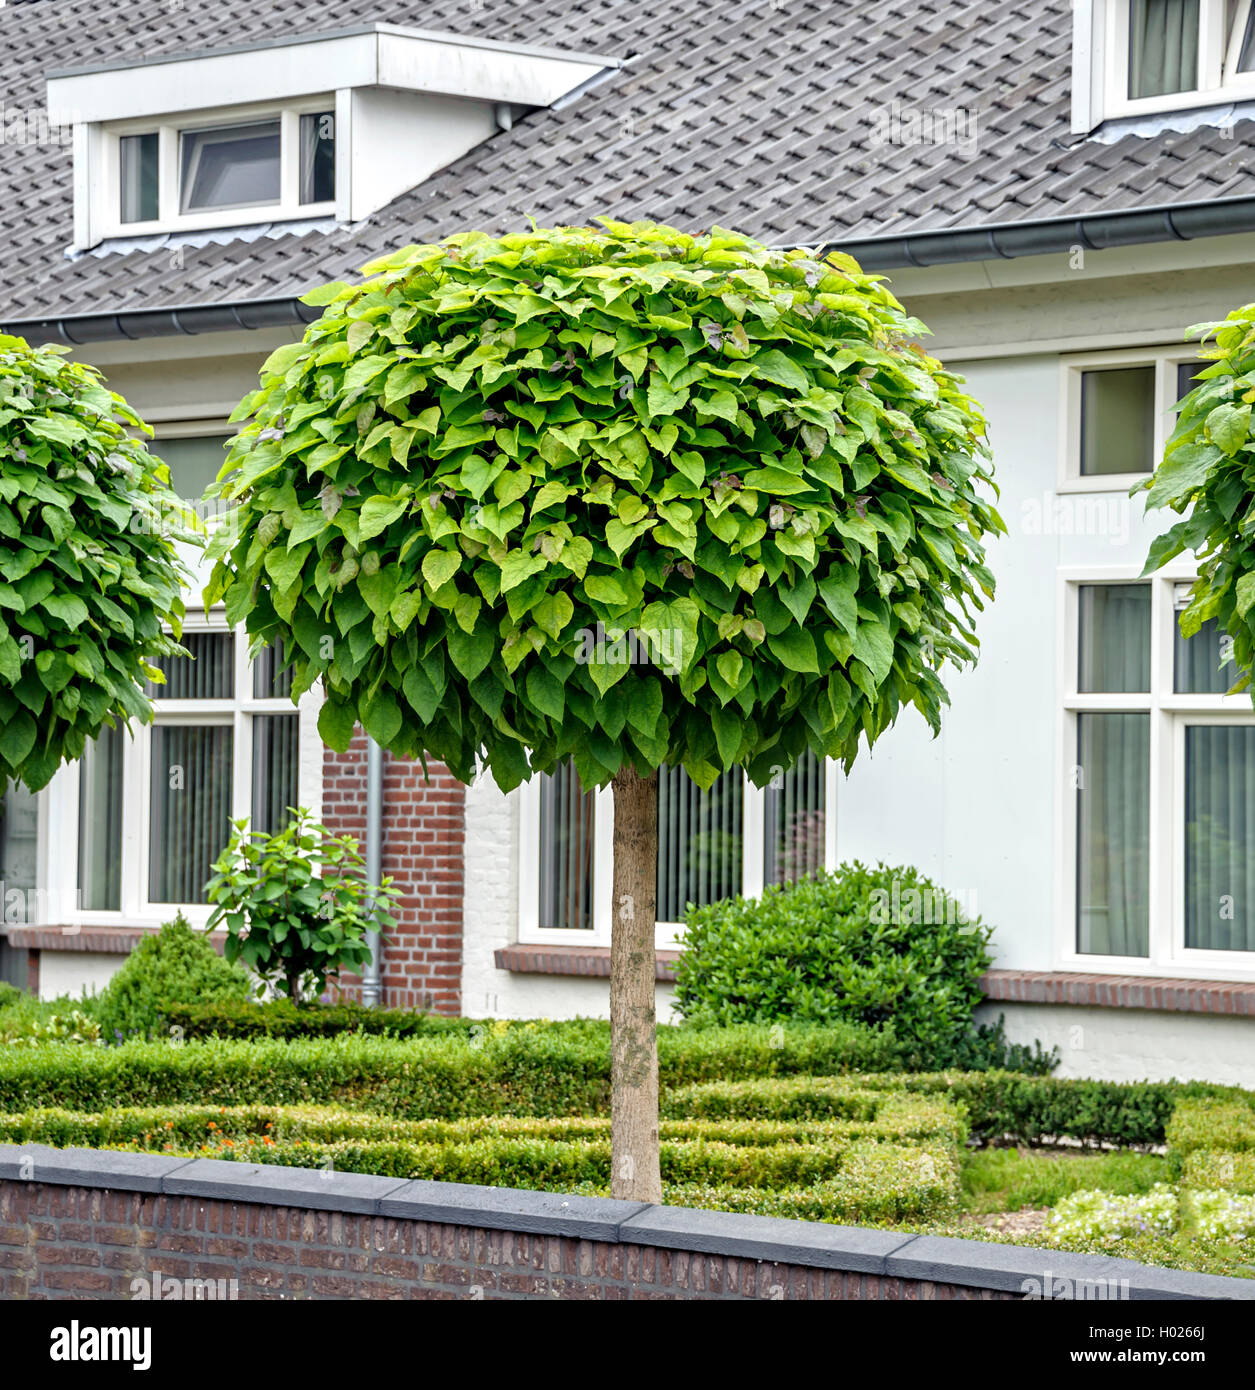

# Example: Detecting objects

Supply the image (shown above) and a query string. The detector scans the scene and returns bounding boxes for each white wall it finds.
[38,951,121,1002]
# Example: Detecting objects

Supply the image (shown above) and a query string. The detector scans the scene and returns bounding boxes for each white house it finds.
[3,0,1255,1084]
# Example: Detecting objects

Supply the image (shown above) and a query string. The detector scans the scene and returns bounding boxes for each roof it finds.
[3,0,1255,330]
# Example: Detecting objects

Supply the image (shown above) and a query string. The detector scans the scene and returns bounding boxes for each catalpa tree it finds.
[0,335,188,792]
[205,221,1001,1200]
[1139,303,1255,683]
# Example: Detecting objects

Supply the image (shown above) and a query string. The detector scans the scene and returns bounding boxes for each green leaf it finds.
[851,618,894,685]
[1207,402,1251,458]
[447,624,496,682]
[358,493,410,541]
[361,687,402,745]
[639,597,701,674]
[766,626,819,674]
[751,349,809,392]
[526,665,565,722]
[422,549,462,591]
[1236,573,1255,620]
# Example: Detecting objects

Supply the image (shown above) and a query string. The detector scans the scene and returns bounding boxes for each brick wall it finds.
[2,1147,1247,1303]
[321,733,465,1014]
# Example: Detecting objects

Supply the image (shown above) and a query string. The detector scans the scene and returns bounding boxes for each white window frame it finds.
[1057,345,1202,494]
[99,96,336,241]
[44,612,323,931]
[1057,566,1255,980]
[1078,0,1255,128]
[517,761,840,950]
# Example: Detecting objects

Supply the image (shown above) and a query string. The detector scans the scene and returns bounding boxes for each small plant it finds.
[205,807,400,1003]
[93,913,250,1041]
[1048,1184,1180,1244]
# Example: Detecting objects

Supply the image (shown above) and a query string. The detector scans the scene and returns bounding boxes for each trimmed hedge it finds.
[0,1024,898,1119]
[162,999,475,1041]
[0,1092,963,1225]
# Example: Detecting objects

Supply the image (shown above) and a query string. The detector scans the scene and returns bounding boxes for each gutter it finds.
[11,193,1255,347]
[825,193,1255,270]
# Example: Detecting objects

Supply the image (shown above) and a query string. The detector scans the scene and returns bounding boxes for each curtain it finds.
[1185,726,1255,951]
[764,751,825,886]
[657,766,743,922]
[1175,617,1240,694]
[77,726,124,911]
[251,714,299,836]
[538,760,595,930]
[1077,713,1150,955]
[1079,584,1151,693]
[1129,0,1200,98]
[147,631,234,700]
[253,637,293,699]
[149,725,233,903]
[299,111,336,206]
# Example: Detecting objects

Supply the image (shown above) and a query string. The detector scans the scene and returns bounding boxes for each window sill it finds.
[2,924,226,954]
[981,969,1255,1017]
[494,944,681,982]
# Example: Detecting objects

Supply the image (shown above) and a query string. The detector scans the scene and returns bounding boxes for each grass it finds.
[960,1145,1172,1216]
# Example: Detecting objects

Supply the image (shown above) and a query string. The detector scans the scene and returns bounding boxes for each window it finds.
[104,100,336,237]
[1082,0,1255,125]
[1061,348,1205,491]
[66,622,307,921]
[521,755,833,947]
[1064,574,1255,974]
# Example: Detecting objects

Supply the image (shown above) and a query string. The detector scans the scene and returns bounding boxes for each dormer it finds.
[1073,0,1255,132]
[46,24,618,250]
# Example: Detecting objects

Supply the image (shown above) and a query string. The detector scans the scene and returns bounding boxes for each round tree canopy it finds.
[0,336,189,790]
[207,221,1001,791]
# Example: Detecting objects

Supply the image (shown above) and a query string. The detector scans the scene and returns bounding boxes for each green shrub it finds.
[0,981,20,1010]
[1166,1098,1255,1156]
[93,915,251,1042]
[673,862,1001,1067]
[1182,1149,1255,1193]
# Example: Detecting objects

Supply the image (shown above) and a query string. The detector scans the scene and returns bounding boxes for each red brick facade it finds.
[321,733,465,1014]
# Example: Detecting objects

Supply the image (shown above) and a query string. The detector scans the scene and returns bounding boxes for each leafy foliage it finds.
[205,222,1001,791]
[0,335,190,789]
[205,807,400,1002]
[161,998,470,1040]
[672,861,997,1065]
[1139,303,1255,680]
[93,913,250,1042]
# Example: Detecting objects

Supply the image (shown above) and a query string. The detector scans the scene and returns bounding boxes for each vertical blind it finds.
[1128,0,1200,99]
[253,637,294,700]
[1076,712,1151,956]
[1185,725,1255,951]
[251,714,299,837]
[537,761,595,929]
[764,751,825,886]
[656,766,743,923]
[146,631,234,700]
[149,725,233,904]
[77,724,124,911]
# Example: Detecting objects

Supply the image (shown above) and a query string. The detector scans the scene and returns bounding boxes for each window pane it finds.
[154,435,228,505]
[251,714,299,836]
[1078,583,1151,692]
[538,761,594,930]
[1076,713,1150,956]
[2,777,39,922]
[77,725,124,911]
[1128,0,1200,98]
[1080,367,1155,475]
[1239,0,1255,70]
[120,132,159,223]
[1175,360,1206,405]
[764,751,825,886]
[657,766,742,922]
[180,120,280,213]
[299,111,335,204]
[253,637,294,700]
[1185,725,1255,950]
[1175,615,1242,693]
[147,631,234,700]
[149,725,233,904]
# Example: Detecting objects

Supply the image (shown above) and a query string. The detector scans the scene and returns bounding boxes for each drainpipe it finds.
[362,737,384,1008]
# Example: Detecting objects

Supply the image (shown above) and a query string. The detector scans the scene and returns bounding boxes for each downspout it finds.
[362,737,384,1007]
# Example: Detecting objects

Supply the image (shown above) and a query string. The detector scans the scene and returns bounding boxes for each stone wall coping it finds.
[2,1144,1251,1300]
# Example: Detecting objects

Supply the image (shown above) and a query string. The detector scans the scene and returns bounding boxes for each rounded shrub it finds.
[672,861,993,1065]
[93,913,251,1042]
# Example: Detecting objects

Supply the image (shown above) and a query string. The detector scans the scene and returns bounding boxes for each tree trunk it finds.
[610,764,662,1203]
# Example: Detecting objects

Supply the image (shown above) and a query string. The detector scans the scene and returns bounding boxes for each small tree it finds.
[0,336,189,791]
[1138,303,1255,683]
[205,807,400,1003]
[205,222,1001,1200]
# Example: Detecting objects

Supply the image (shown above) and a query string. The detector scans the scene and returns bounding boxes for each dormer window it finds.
[47,24,618,250]
[108,102,335,236]
[1074,0,1255,131]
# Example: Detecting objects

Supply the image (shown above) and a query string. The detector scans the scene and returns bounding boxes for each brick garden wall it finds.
[321,733,465,1014]
[2,1147,1249,1303]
